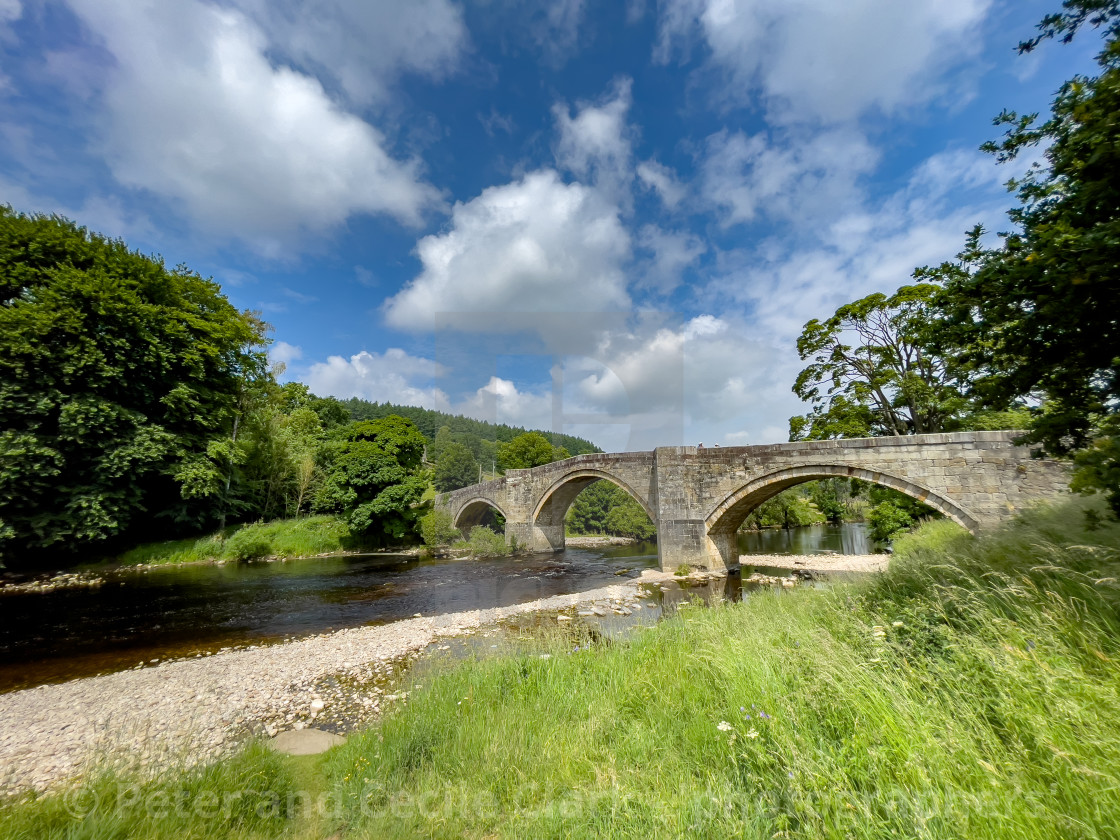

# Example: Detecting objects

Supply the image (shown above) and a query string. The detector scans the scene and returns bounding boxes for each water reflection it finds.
[737,522,880,556]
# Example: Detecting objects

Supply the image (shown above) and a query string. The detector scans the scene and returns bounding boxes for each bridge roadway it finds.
[435,431,1070,572]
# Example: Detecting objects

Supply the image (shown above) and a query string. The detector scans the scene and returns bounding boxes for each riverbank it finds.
[101,515,367,568]
[564,534,640,547]
[0,579,649,793]
[738,552,889,574]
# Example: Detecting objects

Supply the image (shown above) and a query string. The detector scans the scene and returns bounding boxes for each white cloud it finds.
[701,142,1021,346]
[636,159,686,208]
[383,169,631,333]
[65,0,443,253]
[553,78,634,195]
[701,128,879,227]
[566,314,800,448]
[268,340,303,367]
[455,376,556,431]
[0,0,19,22]
[303,348,449,407]
[636,224,705,295]
[655,0,993,123]
[530,0,587,66]
[231,0,467,107]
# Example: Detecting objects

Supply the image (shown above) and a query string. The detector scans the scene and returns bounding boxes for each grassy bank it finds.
[6,498,1120,839]
[110,515,357,566]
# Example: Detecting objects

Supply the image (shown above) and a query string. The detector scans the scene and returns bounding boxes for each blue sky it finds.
[0,0,1103,451]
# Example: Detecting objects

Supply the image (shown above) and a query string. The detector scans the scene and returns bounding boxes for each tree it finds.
[603,496,657,540]
[0,209,267,561]
[497,432,570,471]
[433,442,479,492]
[935,1,1120,511]
[790,285,970,440]
[313,416,428,544]
[565,480,657,540]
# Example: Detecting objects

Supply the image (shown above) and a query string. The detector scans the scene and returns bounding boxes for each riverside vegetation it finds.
[3,496,1119,838]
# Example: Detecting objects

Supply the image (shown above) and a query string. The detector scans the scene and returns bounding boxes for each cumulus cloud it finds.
[383,169,631,333]
[232,0,467,106]
[553,78,635,195]
[303,348,449,407]
[655,0,992,123]
[65,0,443,253]
[455,376,557,431]
[701,128,879,227]
[268,340,303,367]
[561,314,799,448]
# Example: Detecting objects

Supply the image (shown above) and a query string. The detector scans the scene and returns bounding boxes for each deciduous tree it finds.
[0,209,267,561]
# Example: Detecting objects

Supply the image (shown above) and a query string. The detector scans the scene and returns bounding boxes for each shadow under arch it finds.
[531,468,657,550]
[452,497,509,537]
[704,464,980,570]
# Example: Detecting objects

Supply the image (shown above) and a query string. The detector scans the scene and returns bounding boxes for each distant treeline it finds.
[341,398,600,463]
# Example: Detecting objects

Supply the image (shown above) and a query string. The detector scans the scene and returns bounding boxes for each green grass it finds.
[111,515,355,566]
[0,742,306,840]
[11,497,1120,838]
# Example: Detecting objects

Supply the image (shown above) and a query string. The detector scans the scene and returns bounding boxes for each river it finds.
[737,521,880,556]
[0,524,877,693]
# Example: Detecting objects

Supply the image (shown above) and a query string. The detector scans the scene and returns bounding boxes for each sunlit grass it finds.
[112,515,353,566]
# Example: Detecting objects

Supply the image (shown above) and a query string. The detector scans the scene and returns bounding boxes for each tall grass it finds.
[112,515,354,566]
[0,743,303,840]
[325,497,1120,838]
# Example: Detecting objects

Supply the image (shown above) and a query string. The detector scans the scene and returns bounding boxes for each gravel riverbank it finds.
[0,580,646,793]
[738,553,889,573]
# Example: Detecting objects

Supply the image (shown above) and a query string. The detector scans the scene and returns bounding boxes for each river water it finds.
[737,522,880,555]
[0,524,877,693]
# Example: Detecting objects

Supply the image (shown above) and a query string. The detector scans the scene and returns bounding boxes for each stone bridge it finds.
[435,431,1070,572]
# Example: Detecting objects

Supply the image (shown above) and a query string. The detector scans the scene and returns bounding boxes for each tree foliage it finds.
[0,209,268,561]
[433,442,479,492]
[313,417,428,544]
[497,432,570,471]
[790,285,969,440]
[933,0,1120,511]
[565,480,656,541]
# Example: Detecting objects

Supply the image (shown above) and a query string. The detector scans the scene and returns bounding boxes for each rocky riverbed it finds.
[0,580,648,793]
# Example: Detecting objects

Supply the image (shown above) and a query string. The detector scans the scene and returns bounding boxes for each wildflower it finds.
[717,721,733,732]
[891,621,904,628]
[871,625,886,638]
[746,728,760,739]
[759,711,771,720]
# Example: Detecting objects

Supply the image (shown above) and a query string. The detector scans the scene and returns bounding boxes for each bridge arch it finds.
[452,497,509,536]
[704,464,979,570]
[531,468,657,550]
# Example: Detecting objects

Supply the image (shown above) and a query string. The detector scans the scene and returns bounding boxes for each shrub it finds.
[419,509,459,547]
[867,500,914,542]
[222,528,273,561]
[460,526,509,557]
